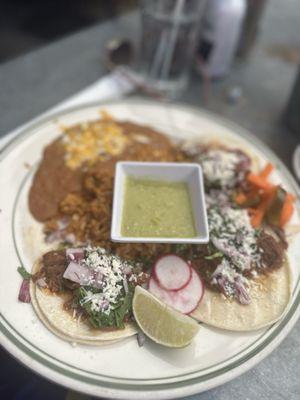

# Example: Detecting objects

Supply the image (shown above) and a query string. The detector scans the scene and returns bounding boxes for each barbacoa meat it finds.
[192,229,286,292]
[33,249,79,292]
[190,246,221,291]
[257,231,286,271]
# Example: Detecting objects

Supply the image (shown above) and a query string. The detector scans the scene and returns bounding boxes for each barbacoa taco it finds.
[191,257,291,331]
[30,247,148,344]
[179,144,293,330]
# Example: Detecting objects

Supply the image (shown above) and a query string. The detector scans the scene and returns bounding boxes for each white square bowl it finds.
[111,161,209,244]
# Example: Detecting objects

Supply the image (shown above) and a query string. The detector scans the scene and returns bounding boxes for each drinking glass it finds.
[138,0,207,97]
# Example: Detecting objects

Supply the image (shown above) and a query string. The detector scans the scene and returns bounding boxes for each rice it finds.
[45,120,187,263]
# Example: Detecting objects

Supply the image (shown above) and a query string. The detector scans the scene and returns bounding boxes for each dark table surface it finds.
[0,1,300,399]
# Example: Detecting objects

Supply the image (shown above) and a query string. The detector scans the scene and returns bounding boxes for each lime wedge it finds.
[133,286,200,348]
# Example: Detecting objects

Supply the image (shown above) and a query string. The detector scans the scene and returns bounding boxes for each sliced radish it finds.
[153,254,192,291]
[148,277,175,305]
[148,268,204,314]
[175,269,205,314]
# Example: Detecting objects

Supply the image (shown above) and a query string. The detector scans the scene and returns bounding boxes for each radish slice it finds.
[149,269,204,314]
[153,254,192,291]
[148,278,175,305]
[175,269,204,313]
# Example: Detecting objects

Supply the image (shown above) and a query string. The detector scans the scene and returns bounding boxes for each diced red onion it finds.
[45,230,62,244]
[45,229,77,245]
[100,300,109,312]
[45,217,69,244]
[123,279,129,294]
[63,261,92,285]
[63,261,106,289]
[64,233,76,245]
[92,270,104,289]
[57,217,69,230]
[236,151,251,171]
[122,265,132,275]
[36,278,47,288]
[234,278,251,305]
[18,280,31,303]
[66,248,84,263]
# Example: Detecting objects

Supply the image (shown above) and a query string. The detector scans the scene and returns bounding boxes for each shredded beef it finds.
[32,268,44,283]
[33,249,79,292]
[42,249,66,291]
[267,226,288,250]
[63,297,75,311]
[186,245,221,291]
[188,228,286,294]
[43,249,66,266]
[63,279,80,290]
[257,231,285,271]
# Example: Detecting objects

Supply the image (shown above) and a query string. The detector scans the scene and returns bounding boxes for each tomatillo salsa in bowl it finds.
[111,162,209,244]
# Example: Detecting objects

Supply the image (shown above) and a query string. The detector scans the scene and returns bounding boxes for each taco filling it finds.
[195,199,286,304]
[25,116,295,335]
[181,145,288,305]
[32,247,148,330]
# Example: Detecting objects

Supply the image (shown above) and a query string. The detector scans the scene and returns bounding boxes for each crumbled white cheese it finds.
[80,247,132,314]
[200,150,241,188]
[208,201,261,272]
[212,259,248,285]
[129,275,137,283]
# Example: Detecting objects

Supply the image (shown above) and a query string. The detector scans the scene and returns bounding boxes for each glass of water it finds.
[138,0,206,97]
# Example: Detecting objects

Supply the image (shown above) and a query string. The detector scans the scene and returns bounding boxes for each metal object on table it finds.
[104,38,164,99]
[105,38,134,70]
[284,66,300,135]
[286,66,300,180]
[292,145,300,182]
[237,0,268,58]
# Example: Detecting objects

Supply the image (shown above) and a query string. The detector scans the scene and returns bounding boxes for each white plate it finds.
[1,99,300,400]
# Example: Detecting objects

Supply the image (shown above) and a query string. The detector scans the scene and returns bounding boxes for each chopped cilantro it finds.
[76,284,134,329]
[134,256,152,270]
[255,227,262,237]
[17,266,31,280]
[205,252,223,260]
[57,242,69,250]
[174,243,190,254]
[207,242,217,254]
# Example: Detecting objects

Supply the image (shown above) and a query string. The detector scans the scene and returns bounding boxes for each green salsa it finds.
[121,177,196,238]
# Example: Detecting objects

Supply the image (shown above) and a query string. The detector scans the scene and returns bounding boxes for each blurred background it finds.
[0,0,137,62]
[1,0,299,157]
